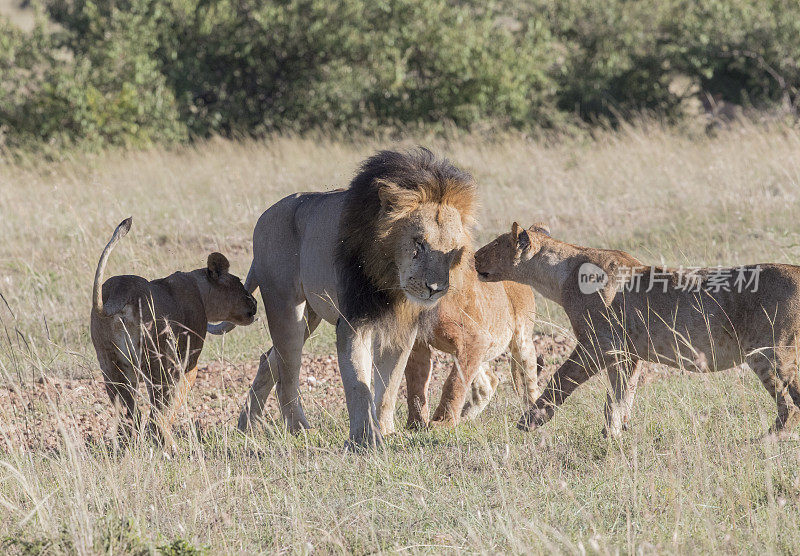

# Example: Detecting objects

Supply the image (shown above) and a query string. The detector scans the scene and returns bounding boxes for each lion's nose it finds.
[426,282,449,297]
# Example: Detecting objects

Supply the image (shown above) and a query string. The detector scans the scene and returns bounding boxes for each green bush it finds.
[0,5,185,152]
[663,0,800,108]
[525,0,800,121]
[1,0,799,152]
[47,0,560,136]
[535,0,681,121]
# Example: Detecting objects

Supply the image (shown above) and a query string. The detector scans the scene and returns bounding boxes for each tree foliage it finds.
[1,0,798,151]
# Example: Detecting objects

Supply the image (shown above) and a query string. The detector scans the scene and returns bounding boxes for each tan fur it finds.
[90,219,257,450]
[375,177,476,233]
[382,274,541,431]
[476,223,800,439]
[221,149,477,447]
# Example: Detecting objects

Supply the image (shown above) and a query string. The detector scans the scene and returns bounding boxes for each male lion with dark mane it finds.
[209,148,476,447]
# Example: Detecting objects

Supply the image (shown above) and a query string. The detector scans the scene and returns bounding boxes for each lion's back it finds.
[98,275,149,316]
[251,189,347,324]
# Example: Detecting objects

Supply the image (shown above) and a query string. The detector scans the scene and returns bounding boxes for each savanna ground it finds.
[2,121,800,553]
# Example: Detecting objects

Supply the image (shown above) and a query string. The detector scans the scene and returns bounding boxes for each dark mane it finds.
[335,147,476,324]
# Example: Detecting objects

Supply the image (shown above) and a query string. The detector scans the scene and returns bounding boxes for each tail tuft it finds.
[118,217,133,237]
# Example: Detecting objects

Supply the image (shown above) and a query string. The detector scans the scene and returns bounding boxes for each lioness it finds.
[209,148,476,447]
[390,274,541,431]
[475,222,800,439]
[91,218,257,448]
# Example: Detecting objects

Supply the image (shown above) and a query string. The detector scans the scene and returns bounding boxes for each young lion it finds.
[390,274,541,431]
[475,222,800,439]
[91,218,257,448]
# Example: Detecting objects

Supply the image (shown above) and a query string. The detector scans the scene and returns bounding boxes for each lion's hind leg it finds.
[603,359,642,439]
[239,302,320,434]
[747,347,800,439]
[101,355,141,446]
[238,349,274,431]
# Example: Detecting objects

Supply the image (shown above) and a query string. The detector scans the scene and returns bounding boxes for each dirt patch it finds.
[0,334,668,452]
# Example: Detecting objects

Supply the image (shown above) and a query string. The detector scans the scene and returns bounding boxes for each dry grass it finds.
[2,121,800,553]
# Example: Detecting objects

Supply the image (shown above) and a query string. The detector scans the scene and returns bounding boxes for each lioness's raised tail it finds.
[92,217,133,316]
[207,263,257,335]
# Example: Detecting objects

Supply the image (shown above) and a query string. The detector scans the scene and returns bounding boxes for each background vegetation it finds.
[2,0,800,152]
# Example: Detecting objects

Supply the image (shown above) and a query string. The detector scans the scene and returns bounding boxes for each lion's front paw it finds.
[428,418,457,430]
[345,427,385,451]
[517,407,550,432]
[405,417,429,431]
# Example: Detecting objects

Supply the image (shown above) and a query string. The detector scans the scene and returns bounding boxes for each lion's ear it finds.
[512,222,532,257]
[530,223,551,237]
[207,252,230,281]
[377,179,401,212]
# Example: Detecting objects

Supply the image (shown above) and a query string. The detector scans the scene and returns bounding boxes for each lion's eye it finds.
[413,240,424,259]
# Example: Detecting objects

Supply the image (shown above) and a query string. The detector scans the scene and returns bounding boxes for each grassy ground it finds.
[2,121,800,553]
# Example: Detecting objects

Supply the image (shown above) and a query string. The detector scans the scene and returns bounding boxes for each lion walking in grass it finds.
[210,149,477,447]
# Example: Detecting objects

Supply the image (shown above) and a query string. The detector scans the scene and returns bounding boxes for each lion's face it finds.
[475,231,516,282]
[475,222,550,283]
[208,272,258,325]
[392,203,468,306]
[203,252,258,325]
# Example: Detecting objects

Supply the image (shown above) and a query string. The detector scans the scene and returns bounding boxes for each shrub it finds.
[663,0,800,109]
[130,0,561,135]
[513,0,800,122]
[536,0,682,121]
[1,0,799,152]
[1,4,185,152]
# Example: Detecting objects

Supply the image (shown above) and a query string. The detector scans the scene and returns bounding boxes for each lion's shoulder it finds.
[433,273,532,332]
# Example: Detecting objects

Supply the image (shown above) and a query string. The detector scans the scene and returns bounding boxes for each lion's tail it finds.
[93,217,133,316]
[207,262,258,335]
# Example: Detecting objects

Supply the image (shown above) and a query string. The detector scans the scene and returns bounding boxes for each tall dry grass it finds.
[1,120,800,553]
[3,121,800,375]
